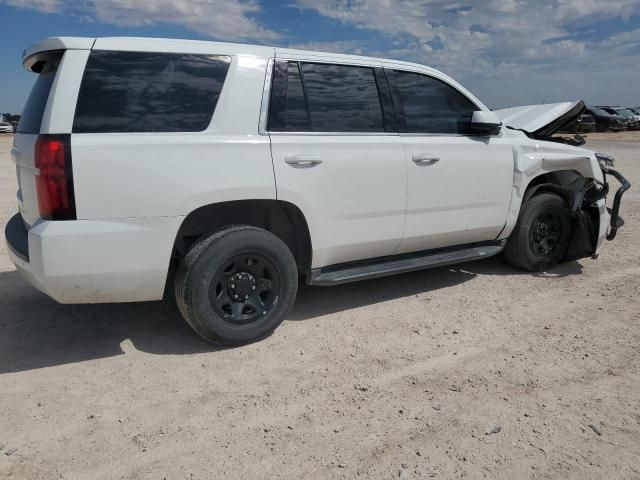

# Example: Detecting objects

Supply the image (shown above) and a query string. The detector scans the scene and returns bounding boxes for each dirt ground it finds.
[0,132,638,480]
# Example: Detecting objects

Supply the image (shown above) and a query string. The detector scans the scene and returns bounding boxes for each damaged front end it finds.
[596,154,631,241]
[522,155,630,262]
[497,99,631,261]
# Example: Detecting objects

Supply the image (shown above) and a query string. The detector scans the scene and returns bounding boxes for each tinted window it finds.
[18,52,62,134]
[73,51,230,133]
[300,63,385,132]
[269,61,310,131]
[392,70,477,134]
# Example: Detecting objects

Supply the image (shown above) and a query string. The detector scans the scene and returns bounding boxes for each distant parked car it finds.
[598,106,640,130]
[0,122,14,133]
[612,108,640,128]
[559,113,595,134]
[575,114,596,133]
[586,107,628,131]
[613,108,640,129]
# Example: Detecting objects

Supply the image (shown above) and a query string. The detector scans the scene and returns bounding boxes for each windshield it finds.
[615,109,634,117]
[589,107,609,116]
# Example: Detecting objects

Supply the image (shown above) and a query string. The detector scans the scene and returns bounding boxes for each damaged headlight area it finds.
[596,152,615,168]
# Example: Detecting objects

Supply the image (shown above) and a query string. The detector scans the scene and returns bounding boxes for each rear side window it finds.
[18,52,63,134]
[73,51,231,133]
[268,61,388,133]
[390,70,477,134]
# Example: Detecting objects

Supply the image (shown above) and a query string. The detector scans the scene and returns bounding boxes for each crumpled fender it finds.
[499,142,605,241]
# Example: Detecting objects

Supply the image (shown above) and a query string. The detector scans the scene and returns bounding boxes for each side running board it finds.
[307,242,504,286]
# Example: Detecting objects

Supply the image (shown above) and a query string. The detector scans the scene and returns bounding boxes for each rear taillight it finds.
[35,134,76,220]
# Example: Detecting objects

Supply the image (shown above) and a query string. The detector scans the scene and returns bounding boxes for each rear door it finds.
[267,56,406,268]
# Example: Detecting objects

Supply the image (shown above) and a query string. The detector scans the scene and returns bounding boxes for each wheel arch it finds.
[171,199,312,275]
[522,170,586,208]
[500,166,596,241]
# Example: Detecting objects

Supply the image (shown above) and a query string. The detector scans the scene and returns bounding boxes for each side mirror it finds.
[469,110,502,135]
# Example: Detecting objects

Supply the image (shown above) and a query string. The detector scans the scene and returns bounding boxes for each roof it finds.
[24,36,428,71]
[22,36,489,111]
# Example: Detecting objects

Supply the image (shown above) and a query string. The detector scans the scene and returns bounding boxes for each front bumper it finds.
[601,166,631,241]
[5,213,182,304]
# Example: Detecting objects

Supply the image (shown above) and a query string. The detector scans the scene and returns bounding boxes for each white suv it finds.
[5,37,629,345]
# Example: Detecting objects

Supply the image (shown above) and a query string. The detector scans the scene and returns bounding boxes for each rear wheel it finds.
[175,226,298,345]
[503,193,572,272]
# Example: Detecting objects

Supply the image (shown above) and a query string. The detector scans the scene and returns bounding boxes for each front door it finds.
[384,66,514,253]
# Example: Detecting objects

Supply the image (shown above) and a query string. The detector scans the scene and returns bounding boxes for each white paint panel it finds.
[270,135,406,268]
[41,49,90,134]
[398,134,515,253]
[9,216,183,303]
[72,133,275,219]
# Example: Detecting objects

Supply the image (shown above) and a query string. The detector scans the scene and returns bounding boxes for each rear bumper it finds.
[5,213,182,304]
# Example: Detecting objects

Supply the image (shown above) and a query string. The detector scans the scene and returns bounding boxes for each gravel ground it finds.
[0,132,638,479]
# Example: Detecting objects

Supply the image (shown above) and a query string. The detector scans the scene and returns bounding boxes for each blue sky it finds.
[1,0,639,113]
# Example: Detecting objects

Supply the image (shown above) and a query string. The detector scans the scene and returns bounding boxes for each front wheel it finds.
[503,193,572,272]
[174,226,298,345]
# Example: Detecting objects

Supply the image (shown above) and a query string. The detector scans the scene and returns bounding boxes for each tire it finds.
[503,193,572,272]
[174,226,298,345]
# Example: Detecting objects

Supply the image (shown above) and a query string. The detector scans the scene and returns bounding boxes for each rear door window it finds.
[268,61,390,133]
[389,70,477,134]
[300,62,385,132]
[17,51,63,134]
[73,51,231,133]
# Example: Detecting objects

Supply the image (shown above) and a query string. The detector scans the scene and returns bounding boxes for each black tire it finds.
[503,193,572,272]
[174,226,298,345]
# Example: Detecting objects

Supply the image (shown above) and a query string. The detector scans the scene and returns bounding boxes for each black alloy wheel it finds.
[503,193,572,272]
[529,209,563,256]
[210,253,281,325]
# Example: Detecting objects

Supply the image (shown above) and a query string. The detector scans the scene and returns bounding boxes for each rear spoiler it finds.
[23,37,95,71]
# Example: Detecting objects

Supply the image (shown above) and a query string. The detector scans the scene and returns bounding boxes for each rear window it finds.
[18,52,62,134]
[301,62,385,132]
[73,51,231,133]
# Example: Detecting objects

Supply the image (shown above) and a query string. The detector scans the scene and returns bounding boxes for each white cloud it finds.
[3,0,280,41]
[294,0,640,107]
[4,0,640,106]
[285,40,364,55]
[5,0,62,12]
[95,0,280,41]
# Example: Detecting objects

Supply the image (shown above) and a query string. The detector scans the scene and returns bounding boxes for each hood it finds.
[493,100,586,138]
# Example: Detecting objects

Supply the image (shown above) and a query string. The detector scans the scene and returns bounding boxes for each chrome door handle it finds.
[412,154,440,166]
[285,155,323,168]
